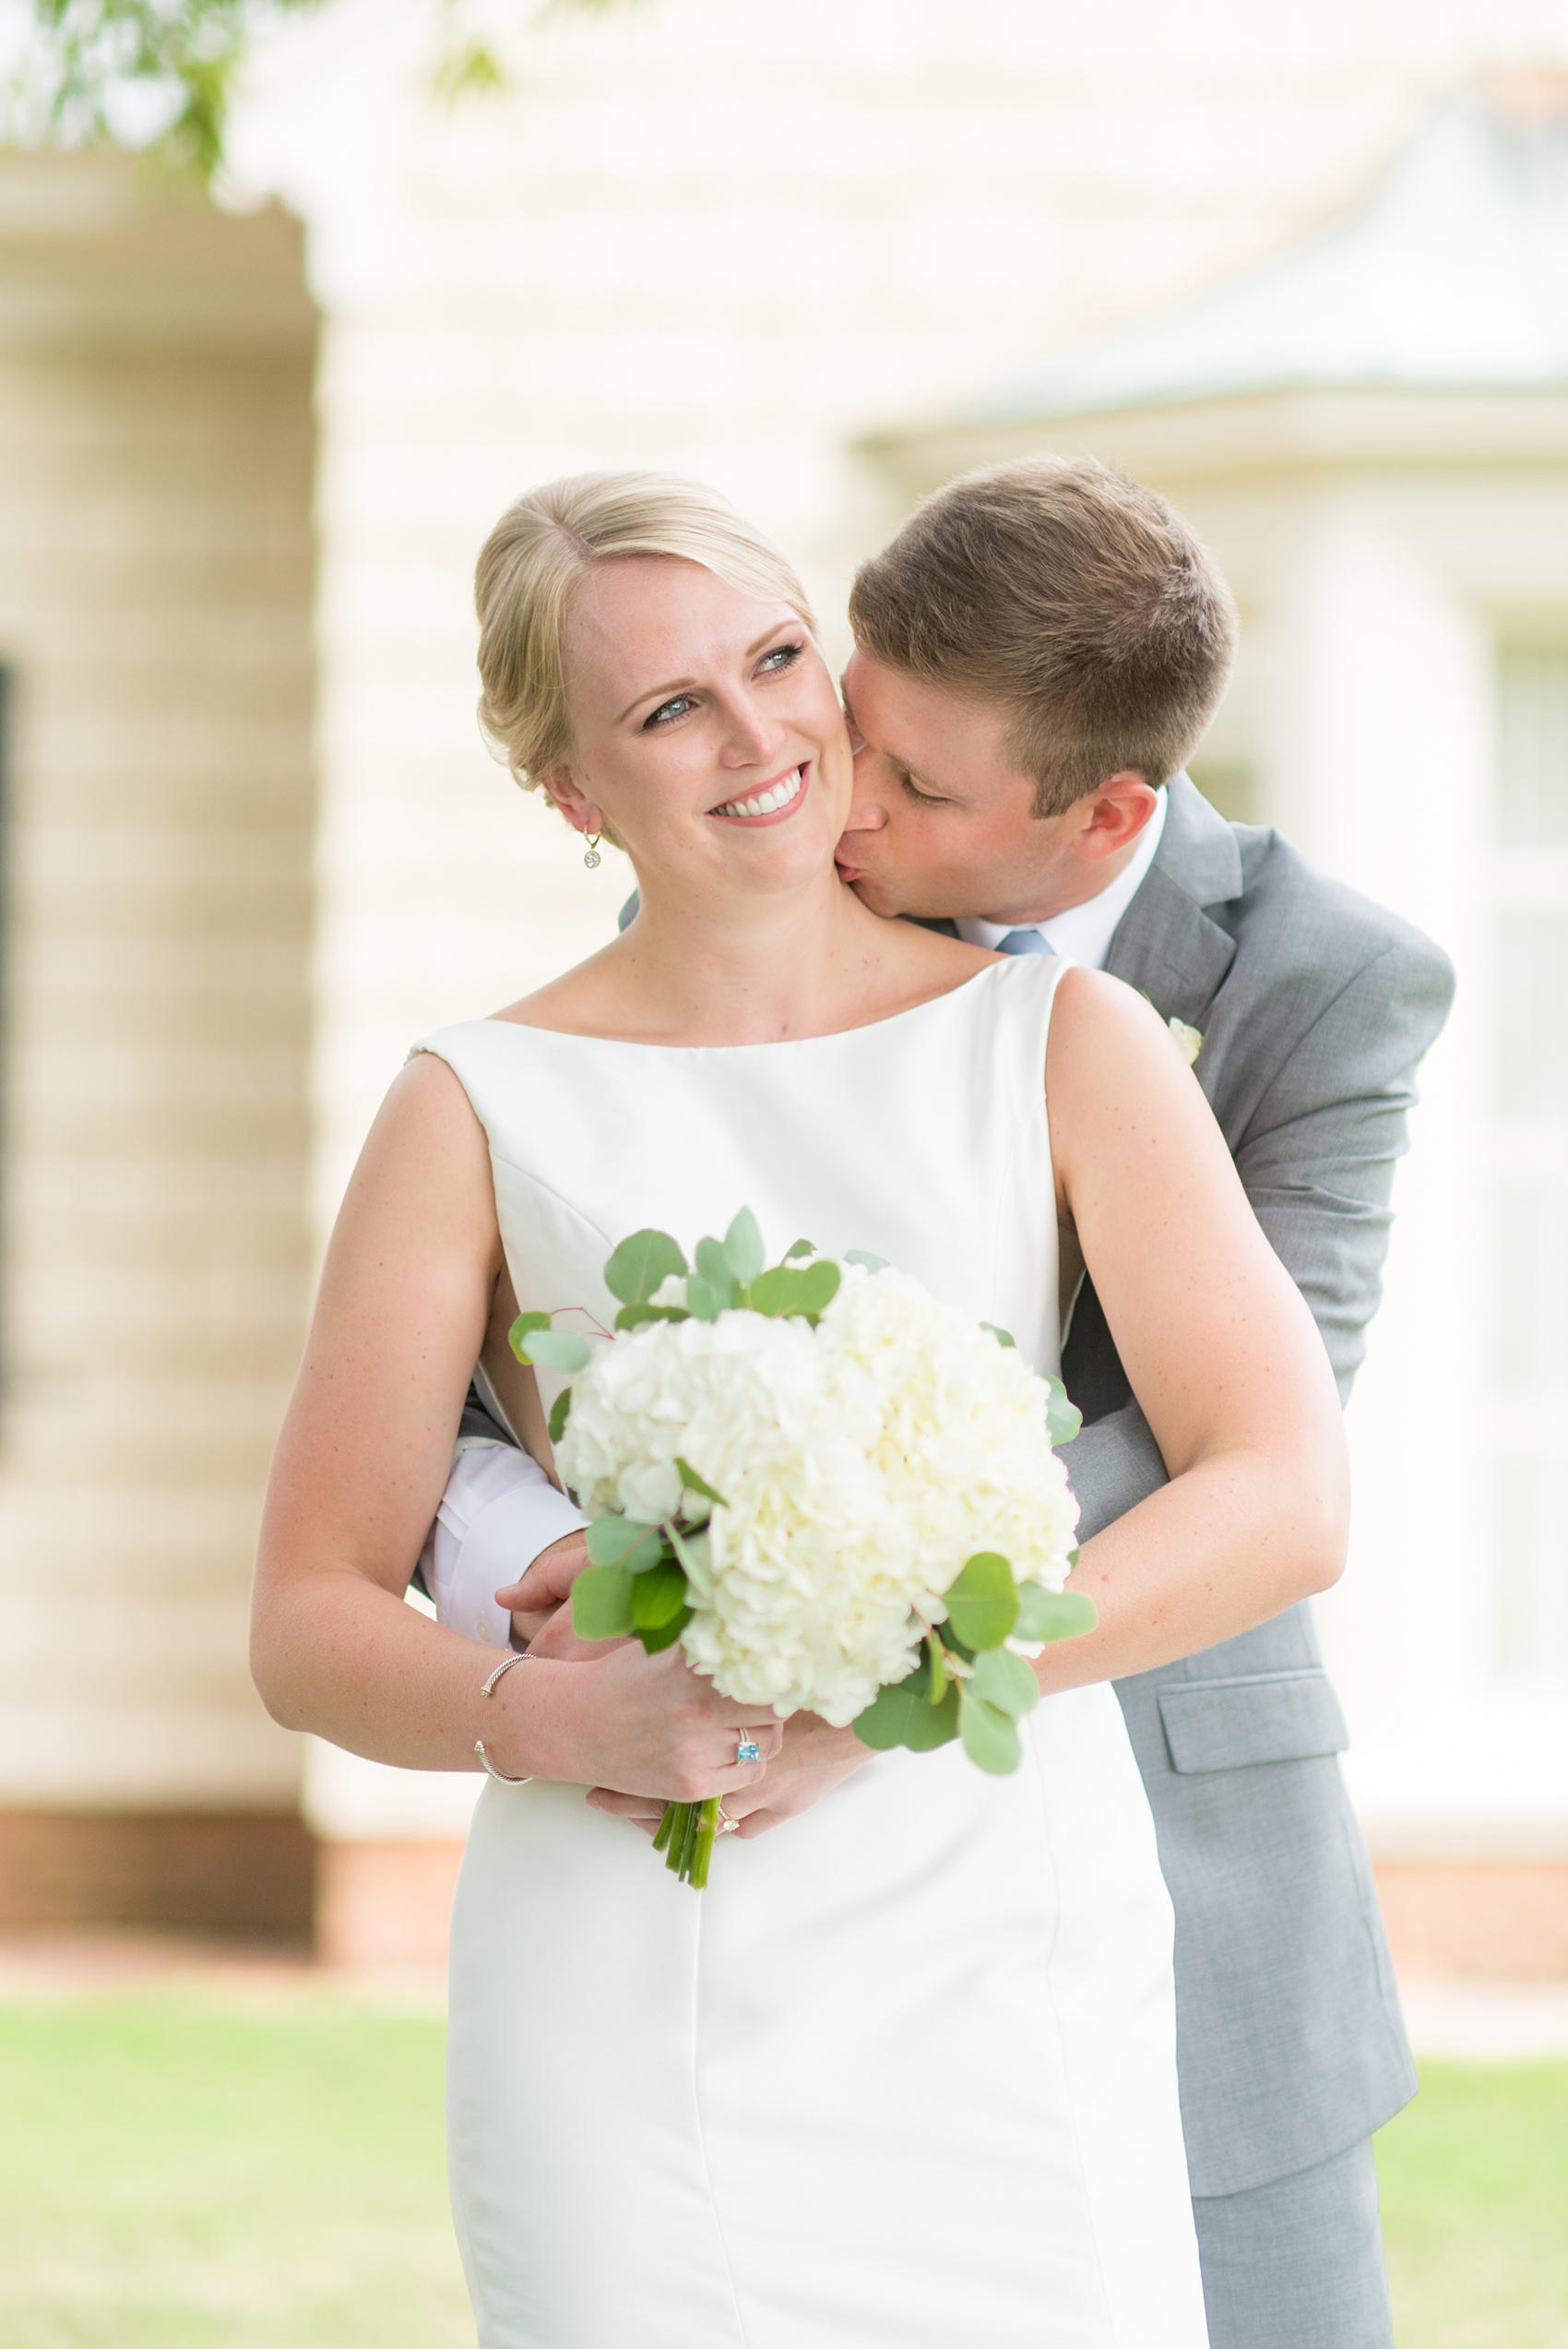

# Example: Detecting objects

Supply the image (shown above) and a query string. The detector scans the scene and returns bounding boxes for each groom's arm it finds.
[1067,932,1455,1542]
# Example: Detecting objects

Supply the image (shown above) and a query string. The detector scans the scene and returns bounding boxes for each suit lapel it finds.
[1102,774,1241,1027]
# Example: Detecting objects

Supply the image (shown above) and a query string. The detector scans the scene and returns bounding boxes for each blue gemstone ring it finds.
[735,1738,761,1765]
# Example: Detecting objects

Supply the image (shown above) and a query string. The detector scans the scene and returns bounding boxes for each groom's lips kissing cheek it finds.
[707,760,810,827]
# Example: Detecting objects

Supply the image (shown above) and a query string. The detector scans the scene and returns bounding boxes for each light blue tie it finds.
[996,928,1055,956]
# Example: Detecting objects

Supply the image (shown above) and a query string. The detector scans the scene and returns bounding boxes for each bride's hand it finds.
[538,1639,784,1803]
[585,1709,871,1838]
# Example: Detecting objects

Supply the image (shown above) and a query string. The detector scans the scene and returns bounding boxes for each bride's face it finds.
[548,556,851,897]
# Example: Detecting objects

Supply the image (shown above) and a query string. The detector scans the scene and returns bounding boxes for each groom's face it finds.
[835,650,1158,925]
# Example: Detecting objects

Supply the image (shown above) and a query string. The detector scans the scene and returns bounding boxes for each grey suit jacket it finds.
[1061,774,1453,2197]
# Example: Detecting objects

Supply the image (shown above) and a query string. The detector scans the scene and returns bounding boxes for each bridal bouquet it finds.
[513,1212,1092,1888]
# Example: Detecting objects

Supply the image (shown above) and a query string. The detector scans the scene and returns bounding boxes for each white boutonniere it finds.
[1168,1017,1204,1067]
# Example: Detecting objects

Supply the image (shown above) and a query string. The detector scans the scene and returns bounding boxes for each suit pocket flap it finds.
[1157,1670,1348,1774]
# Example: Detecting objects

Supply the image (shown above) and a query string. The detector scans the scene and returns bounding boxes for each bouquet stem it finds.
[657,1796,719,1888]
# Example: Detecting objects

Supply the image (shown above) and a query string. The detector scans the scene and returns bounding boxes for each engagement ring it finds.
[735,1738,761,1764]
[716,1803,739,1835]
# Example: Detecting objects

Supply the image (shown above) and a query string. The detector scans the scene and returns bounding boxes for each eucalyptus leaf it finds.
[927,1636,948,1706]
[1017,1587,1098,1642]
[624,1530,668,1575]
[980,1320,1016,1350]
[508,1310,552,1363]
[1044,1374,1083,1446]
[970,1646,1039,1718]
[959,1688,1023,1774]
[547,1386,572,1445]
[614,1302,686,1331]
[630,1561,690,1630]
[683,1273,724,1322]
[694,1236,741,1305]
[783,1238,815,1260]
[843,1249,890,1273]
[749,1259,841,1321]
[854,1671,959,1752]
[518,1327,590,1374]
[724,1207,766,1287]
[586,1514,650,1566]
[942,1553,1019,1651]
[675,1457,727,1507]
[665,1520,712,1596]
[571,1563,634,1640]
[603,1229,688,1307]
[638,1604,692,1654]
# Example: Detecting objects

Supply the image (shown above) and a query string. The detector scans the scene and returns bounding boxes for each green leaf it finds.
[571,1563,634,1640]
[970,1647,1039,1718]
[637,1604,692,1654]
[630,1561,690,1630]
[854,1670,960,1752]
[1044,1374,1083,1446]
[547,1386,573,1445]
[694,1235,742,1306]
[724,1208,766,1287]
[942,1553,1019,1651]
[927,1635,948,1705]
[959,1688,1023,1773]
[749,1259,841,1321]
[783,1237,815,1260]
[683,1273,724,1321]
[980,1320,1016,1350]
[603,1229,688,1306]
[614,1302,686,1330]
[843,1249,890,1273]
[1014,1586,1099,1643]
[675,1457,727,1507]
[586,1514,651,1566]
[517,1327,590,1373]
[508,1310,552,1363]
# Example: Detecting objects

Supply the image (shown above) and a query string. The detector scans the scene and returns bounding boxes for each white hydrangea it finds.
[554,1265,1079,1726]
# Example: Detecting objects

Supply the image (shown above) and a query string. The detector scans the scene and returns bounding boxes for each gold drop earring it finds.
[583,830,602,870]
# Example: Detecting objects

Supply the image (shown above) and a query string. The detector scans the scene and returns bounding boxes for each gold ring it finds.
[715,1801,740,1835]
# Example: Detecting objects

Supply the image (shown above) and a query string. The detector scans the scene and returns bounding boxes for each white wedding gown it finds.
[416,957,1209,2349]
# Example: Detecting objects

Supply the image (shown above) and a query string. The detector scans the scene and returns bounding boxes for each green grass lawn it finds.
[1377,2059,1568,2349]
[0,1994,1562,2347]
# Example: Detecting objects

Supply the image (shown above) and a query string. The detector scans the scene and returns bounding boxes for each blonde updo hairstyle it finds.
[476,471,818,843]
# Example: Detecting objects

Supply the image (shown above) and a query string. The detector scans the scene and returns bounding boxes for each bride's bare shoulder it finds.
[487,942,625,1034]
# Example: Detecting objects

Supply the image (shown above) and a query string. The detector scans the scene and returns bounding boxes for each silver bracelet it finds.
[475,1650,537,1784]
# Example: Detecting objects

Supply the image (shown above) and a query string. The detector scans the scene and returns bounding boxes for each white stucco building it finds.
[0,0,1564,1966]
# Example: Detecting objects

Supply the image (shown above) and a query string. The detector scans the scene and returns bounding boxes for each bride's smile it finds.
[707,758,808,824]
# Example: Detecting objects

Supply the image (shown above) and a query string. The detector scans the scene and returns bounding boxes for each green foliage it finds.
[547,1385,572,1444]
[969,1646,1038,1716]
[603,1227,687,1307]
[584,1514,651,1566]
[507,1309,552,1361]
[843,1248,890,1272]
[1044,1373,1082,1446]
[980,1320,1016,1348]
[515,1326,589,1373]
[853,1663,959,1752]
[675,1456,726,1507]
[1015,1584,1098,1642]
[629,1561,688,1630]
[958,1688,1021,1773]
[748,1258,840,1322]
[569,1561,634,1640]
[15,0,640,183]
[942,1553,1019,1651]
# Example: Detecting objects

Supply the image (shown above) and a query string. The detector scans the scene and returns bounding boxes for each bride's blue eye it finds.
[644,695,696,729]
[758,642,803,674]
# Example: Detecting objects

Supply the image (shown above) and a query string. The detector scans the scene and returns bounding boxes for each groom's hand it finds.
[497,1530,591,1650]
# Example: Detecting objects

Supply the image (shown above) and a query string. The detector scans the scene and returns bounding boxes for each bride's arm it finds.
[249,1053,779,1794]
[1038,965,1348,1692]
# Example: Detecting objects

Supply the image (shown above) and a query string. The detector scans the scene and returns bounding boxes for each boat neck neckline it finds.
[471,959,1036,1055]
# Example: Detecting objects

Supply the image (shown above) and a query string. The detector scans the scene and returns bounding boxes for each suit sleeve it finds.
[1066,934,1455,1542]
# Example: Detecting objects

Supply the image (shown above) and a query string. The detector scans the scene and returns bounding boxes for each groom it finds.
[424,457,1453,2349]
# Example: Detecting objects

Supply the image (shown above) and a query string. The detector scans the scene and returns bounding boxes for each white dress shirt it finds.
[429,787,1169,1643]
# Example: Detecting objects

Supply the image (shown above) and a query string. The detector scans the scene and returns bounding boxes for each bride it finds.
[252,472,1347,2349]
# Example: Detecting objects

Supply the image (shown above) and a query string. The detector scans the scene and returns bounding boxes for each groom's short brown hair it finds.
[849,457,1237,817]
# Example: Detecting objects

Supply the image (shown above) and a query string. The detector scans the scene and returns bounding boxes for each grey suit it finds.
[1060,774,1453,2344]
